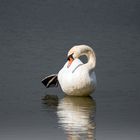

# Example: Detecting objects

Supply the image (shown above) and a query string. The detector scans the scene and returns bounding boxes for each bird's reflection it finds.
[42,94,96,140]
[42,94,58,109]
[57,96,96,140]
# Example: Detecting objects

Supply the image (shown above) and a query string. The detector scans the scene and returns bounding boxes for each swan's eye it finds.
[67,53,74,61]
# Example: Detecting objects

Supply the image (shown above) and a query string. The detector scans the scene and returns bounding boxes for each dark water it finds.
[0,0,140,140]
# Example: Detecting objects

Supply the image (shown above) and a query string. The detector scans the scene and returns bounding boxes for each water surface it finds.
[0,0,140,140]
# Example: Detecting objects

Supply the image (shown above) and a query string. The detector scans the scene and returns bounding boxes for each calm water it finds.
[0,0,140,140]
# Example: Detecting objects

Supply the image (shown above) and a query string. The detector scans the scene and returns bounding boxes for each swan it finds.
[42,45,97,96]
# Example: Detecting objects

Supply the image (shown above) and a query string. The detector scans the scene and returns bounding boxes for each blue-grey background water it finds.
[0,0,140,140]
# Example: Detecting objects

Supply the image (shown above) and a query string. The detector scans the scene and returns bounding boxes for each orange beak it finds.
[67,57,73,68]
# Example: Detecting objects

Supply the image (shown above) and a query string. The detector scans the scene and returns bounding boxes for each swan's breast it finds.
[58,59,96,96]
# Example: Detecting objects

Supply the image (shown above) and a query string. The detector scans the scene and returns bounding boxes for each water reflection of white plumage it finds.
[57,96,96,140]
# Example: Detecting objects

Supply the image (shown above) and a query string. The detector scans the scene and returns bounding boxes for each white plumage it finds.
[58,45,97,96]
[42,45,97,96]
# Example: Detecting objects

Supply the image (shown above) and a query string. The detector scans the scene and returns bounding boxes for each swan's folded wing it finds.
[41,74,59,88]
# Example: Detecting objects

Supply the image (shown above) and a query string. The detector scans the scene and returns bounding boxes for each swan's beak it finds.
[67,54,74,68]
[67,57,74,68]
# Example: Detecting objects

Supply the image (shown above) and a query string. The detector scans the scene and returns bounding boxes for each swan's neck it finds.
[81,50,96,70]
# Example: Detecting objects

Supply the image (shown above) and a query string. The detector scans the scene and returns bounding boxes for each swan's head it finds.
[67,45,95,68]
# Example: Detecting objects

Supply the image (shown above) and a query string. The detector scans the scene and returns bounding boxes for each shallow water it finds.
[0,0,140,140]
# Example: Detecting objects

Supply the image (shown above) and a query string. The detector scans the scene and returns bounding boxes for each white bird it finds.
[42,45,97,96]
